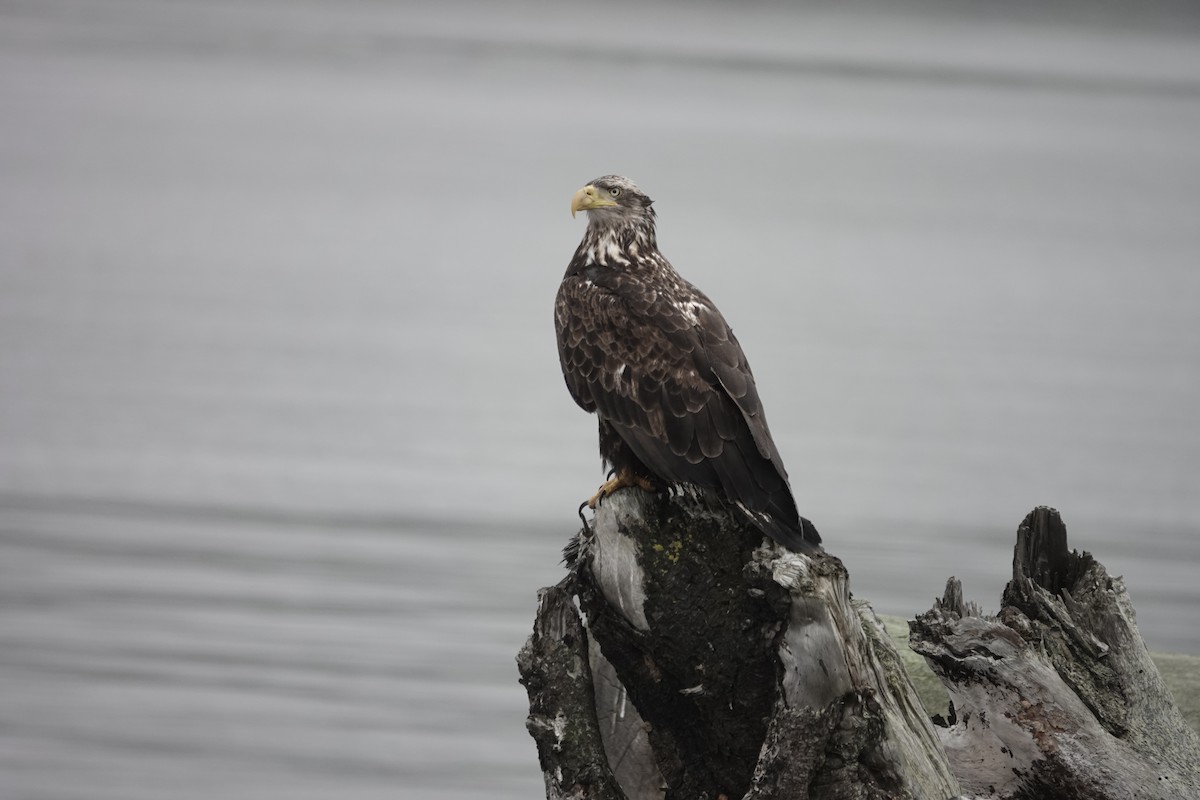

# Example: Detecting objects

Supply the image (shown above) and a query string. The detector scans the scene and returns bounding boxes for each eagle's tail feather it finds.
[733,497,822,553]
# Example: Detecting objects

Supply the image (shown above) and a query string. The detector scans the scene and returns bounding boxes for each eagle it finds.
[554,175,820,552]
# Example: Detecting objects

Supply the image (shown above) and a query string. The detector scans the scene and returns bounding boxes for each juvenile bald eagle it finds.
[555,175,820,552]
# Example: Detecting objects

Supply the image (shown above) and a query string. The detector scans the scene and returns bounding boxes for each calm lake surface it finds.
[2,1,1199,797]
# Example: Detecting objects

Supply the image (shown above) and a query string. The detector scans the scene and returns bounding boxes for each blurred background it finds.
[2,0,1198,797]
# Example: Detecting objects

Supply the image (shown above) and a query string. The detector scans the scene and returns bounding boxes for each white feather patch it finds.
[677,300,708,323]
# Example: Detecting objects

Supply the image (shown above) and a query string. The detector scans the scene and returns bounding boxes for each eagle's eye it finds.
[608,187,621,197]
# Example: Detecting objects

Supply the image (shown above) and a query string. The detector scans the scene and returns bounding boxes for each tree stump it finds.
[518,496,1200,799]
[519,489,957,799]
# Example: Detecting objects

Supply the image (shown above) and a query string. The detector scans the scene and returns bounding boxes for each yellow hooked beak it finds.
[570,184,618,218]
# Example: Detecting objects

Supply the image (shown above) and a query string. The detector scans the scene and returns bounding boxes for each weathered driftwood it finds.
[519,497,1199,800]
[520,489,958,799]
[910,506,1200,799]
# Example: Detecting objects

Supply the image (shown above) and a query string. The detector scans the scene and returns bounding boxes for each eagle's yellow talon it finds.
[586,468,652,509]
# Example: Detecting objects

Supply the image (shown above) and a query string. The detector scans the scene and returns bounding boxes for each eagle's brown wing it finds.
[554,268,816,549]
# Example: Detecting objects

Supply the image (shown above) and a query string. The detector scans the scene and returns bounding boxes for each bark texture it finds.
[517,584,629,800]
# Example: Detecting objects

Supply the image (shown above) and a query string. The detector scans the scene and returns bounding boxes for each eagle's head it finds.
[570,175,655,227]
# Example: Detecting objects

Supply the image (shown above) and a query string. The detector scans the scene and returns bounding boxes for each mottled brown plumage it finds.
[555,176,819,551]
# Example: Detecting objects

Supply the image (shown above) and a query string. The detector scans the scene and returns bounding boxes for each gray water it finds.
[2,1,1199,797]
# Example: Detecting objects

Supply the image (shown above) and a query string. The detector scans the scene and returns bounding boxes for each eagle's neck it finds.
[574,211,659,270]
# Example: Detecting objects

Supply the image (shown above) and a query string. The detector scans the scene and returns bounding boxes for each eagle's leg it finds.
[586,468,656,509]
[588,419,658,509]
